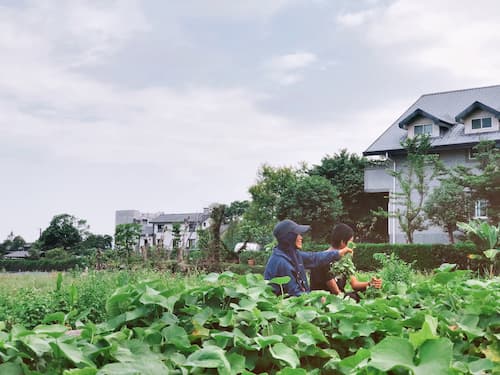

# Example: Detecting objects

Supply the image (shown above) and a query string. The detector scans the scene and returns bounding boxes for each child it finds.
[310,223,382,302]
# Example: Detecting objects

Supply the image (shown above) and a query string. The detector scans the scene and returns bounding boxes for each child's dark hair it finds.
[330,223,354,248]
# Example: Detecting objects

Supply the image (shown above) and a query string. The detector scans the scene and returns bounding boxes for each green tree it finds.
[276,175,343,241]
[80,234,113,250]
[241,165,301,245]
[224,200,250,222]
[207,204,226,265]
[424,180,471,243]
[38,214,87,251]
[310,150,388,241]
[451,141,500,224]
[114,223,141,266]
[378,136,444,243]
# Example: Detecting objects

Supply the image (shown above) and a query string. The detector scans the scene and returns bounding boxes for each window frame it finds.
[473,199,488,219]
[471,117,492,130]
[414,124,433,136]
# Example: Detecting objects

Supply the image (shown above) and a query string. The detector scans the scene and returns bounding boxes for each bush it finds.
[349,242,481,271]
[0,257,85,272]
[238,242,482,272]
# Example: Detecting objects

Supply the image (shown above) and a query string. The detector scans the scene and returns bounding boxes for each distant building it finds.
[4,250,30,259]
[115,209,211,251]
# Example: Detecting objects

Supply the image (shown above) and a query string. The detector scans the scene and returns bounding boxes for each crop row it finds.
[0,268,498,374]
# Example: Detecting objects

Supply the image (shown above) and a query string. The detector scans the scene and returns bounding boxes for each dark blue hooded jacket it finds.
[264,246,340,296]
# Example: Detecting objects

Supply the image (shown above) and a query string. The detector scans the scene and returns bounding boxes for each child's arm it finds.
[326,278,342,295]
[349,276,383,291]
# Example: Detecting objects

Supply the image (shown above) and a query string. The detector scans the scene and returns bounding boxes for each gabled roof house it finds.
[363,85,500,243]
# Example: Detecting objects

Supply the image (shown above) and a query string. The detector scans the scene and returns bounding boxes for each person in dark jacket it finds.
[264,219,353,296]
[310,223,382,302]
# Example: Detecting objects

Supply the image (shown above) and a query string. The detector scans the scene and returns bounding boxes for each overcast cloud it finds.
[1,0,499,241]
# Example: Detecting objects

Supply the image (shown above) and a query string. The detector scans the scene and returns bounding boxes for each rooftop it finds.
[364,84,500,155]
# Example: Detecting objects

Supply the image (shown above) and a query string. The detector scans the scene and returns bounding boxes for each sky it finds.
[2,0,500,241]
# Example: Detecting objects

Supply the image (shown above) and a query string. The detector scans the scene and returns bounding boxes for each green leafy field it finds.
[0,268,499,374]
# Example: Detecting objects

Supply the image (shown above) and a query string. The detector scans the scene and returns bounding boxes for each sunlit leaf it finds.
[269,343,299,369]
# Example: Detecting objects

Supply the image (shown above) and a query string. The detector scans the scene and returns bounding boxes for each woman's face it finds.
[295,234,303,249]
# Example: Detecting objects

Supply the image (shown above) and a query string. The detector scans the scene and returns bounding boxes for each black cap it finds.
[273,219,311,241]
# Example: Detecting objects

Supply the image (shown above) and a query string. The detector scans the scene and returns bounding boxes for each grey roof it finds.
[151,212,208,224]
[364,85,500,155]
[4,250,30,258]
[399,108,453,129]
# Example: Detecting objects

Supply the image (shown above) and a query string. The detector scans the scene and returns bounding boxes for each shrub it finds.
[238,242,482,272]
[0,257,86,272]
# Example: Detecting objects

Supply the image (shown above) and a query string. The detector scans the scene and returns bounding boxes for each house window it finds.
[187,239,196,249]
[474,200,488,219]
[468,148,478,160]
[188,223,196,232]
[157,224,163,231]
[414,124,433,135]
[471,117,492,129]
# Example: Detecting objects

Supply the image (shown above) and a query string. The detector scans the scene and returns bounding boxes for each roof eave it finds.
[455,101,500,122]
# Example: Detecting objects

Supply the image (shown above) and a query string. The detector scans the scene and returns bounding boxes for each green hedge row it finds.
[0,258,85,272]
[239,242,483,272]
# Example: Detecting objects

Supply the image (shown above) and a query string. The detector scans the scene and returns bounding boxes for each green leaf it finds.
[484,249,499,260]
[277,369,308,375]
[227,352,246,374]
[64,369,98,375]
[139,286,170,308]
[369,337,453,375]
[295,309,318,322]
[297,322,328,343]
[369,337,415,371]
[185,346,231,374]
[409,315,438,349]
[269,343,300,369]
[97,360,169,375]
[57,341,94,367]
[0,362,23,375]
[161,325,190,349]
[269,276,291,285]
[255,335,283,349]
[335,348,370,374]
[193,307,213,327]
[43,312,66,324]
[468,358,495,374]
[203,273,220,283]
[20,335,52,356]
[33,324,68,337]
[436,263,456,272]
[414,338,453,375]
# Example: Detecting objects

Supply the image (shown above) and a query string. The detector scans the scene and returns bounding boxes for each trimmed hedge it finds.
[240,242,483,272]
[0,258,85,272]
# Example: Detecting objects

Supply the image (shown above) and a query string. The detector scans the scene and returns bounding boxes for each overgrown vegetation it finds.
[0,269,498,374]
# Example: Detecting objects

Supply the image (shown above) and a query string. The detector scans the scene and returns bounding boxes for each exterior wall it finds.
[153,222,201,250]
[407,116,440,138]
[387,149,474,244]
[463,109,500,134]
[364,164,392,192]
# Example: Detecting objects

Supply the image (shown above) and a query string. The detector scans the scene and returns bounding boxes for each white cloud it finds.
[336,9,375,27]
[265,52,318,85]
[0,0,150,68]
[336,0,500,84]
